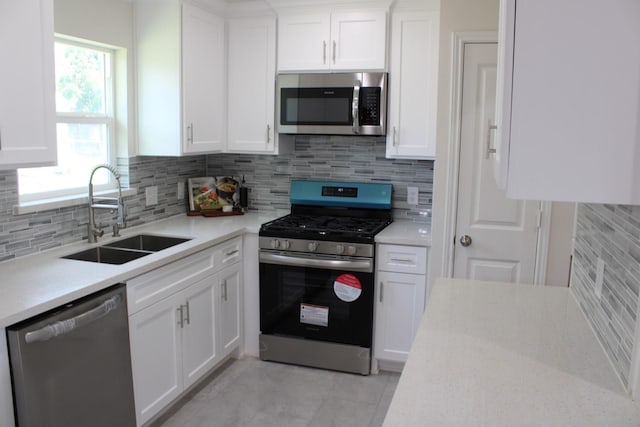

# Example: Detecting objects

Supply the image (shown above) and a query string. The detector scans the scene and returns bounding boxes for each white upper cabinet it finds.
[0,0,56,169]
[495,0,640,204]
[135,0,225,156]
[181,3,226,154]
[277,9,387,72]
[385,10,439,159]
[227,17,278,154]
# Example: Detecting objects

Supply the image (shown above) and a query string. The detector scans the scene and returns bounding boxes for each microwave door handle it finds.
[352,83,360,134]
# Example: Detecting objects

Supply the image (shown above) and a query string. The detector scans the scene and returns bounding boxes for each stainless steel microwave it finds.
[276,72,387,136]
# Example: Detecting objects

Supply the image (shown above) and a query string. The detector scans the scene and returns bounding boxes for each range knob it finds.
[282,240,291,250]
[336,244,345,254]
[270,239,280,249]
[308,241,318,252]
[346,245,357,255]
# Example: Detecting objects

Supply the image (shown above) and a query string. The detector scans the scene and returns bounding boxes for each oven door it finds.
[259,251,374,347]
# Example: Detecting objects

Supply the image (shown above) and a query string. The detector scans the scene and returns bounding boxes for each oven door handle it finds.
[260,252,373,273]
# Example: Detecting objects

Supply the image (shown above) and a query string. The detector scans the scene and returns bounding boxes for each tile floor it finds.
[153,357,399,427]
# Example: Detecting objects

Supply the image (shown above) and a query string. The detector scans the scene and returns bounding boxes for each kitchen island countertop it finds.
[384,278,640,426]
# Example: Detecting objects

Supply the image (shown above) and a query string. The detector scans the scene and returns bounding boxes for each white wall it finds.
[429,0,499,284]
[545,202,576,286]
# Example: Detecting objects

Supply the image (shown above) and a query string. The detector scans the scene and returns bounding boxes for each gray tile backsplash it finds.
[571,203,640,391]
[0,156,205,262]
[207,136,434,221]
[0,137,433,261]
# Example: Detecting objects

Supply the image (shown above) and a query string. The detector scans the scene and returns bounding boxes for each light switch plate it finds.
[177,181,185,200]
[595,257,605,299]
[145,186,158,206]
[407,186,419,205]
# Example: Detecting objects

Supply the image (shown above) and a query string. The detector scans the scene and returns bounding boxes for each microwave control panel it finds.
[359,87,381,126]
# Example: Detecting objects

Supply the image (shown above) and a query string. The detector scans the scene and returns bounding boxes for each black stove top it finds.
[260,213,392,243]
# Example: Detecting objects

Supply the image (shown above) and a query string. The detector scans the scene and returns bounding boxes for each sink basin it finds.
[63,234,191,264]
[104,234,191,252]
[62,246,151,265]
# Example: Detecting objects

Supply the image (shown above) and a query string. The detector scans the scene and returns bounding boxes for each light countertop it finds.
[376,220,431,247]
[383,278,640,426]
[0,212,280,328]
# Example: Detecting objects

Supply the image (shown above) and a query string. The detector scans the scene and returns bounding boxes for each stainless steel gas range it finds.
[258,180,393,375]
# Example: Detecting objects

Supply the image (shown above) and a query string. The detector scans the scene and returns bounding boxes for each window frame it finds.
[18,36,118,203]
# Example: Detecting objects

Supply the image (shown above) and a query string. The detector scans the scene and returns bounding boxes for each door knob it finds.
[459,235,472,247]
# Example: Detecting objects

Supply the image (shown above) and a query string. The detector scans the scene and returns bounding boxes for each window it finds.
[18,37,116,202]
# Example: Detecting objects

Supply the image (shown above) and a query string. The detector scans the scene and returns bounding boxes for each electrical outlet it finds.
[595,257,605,299]
[177,181,185,200]
[145,186,158,207]
[407,186,419,205]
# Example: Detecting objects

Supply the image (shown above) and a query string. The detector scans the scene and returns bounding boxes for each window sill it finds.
[14,188,138,215]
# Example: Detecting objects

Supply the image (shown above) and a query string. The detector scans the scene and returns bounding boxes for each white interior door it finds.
[453,42,540,284]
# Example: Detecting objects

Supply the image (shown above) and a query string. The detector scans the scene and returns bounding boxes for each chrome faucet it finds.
[88,164,126,243]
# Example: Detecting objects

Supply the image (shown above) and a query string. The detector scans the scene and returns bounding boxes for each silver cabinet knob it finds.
[459,235,472,247]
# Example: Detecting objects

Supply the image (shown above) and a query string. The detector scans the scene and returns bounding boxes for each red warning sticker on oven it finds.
[334,274,362,302]
[300,303,329,327]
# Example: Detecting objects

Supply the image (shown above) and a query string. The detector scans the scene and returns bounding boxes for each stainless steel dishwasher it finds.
[6,283,136,427]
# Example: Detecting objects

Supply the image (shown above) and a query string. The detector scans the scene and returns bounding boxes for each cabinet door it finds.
[386,11,438,159]
[330,10,387,71]
[0,0,56,169]
[181,275,220,390]
[181,3,225,154]
[497,0,640,204]
[129,295,183,427]
[277,13,331,71]
[219,263,242,357]
[227,17,276,154]
[374,271,426,363]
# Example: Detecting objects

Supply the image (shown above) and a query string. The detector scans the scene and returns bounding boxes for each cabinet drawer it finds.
[377,244,427,275]
[127,247,217,314]
[215,236,242,270]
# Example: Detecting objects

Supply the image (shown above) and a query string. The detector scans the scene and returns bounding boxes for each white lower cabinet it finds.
[127,238,243,426]
[219,263,242,355]
[374,244,428,365]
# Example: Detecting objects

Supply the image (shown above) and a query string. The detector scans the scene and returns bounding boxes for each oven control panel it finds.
[259,237,373,258]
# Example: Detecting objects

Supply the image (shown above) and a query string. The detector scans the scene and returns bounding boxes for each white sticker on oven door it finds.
[300,303,329,327]
[334,274,362,302]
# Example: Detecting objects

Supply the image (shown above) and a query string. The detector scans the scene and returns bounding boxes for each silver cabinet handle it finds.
[177,305,184,328]
[323,40,327,64]
[266,124,271,144]
[222,279,228,301]
[332,40,336,64]
[352,83,360,134]
[24,295,122,344]
[187,123,194,144]
[225,249,239,257]
[379,282,384,302]
[392,126,397,146]
[184,302,190,325]
[390,258,413,264]
[486,121,497,159]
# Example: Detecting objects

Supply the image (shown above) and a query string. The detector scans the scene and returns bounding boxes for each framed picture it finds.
[188,176,240,211]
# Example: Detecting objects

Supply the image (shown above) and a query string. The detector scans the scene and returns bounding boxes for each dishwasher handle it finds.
[24,294,122,344]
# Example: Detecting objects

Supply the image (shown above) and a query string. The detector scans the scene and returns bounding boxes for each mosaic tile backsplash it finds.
[0,137,433,261]
[207,136,434,222]
[571,203,640,392]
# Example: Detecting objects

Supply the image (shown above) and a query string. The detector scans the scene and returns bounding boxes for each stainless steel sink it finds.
[63,234,191,264]
[103,234,191,252]
[62,246,151,265]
